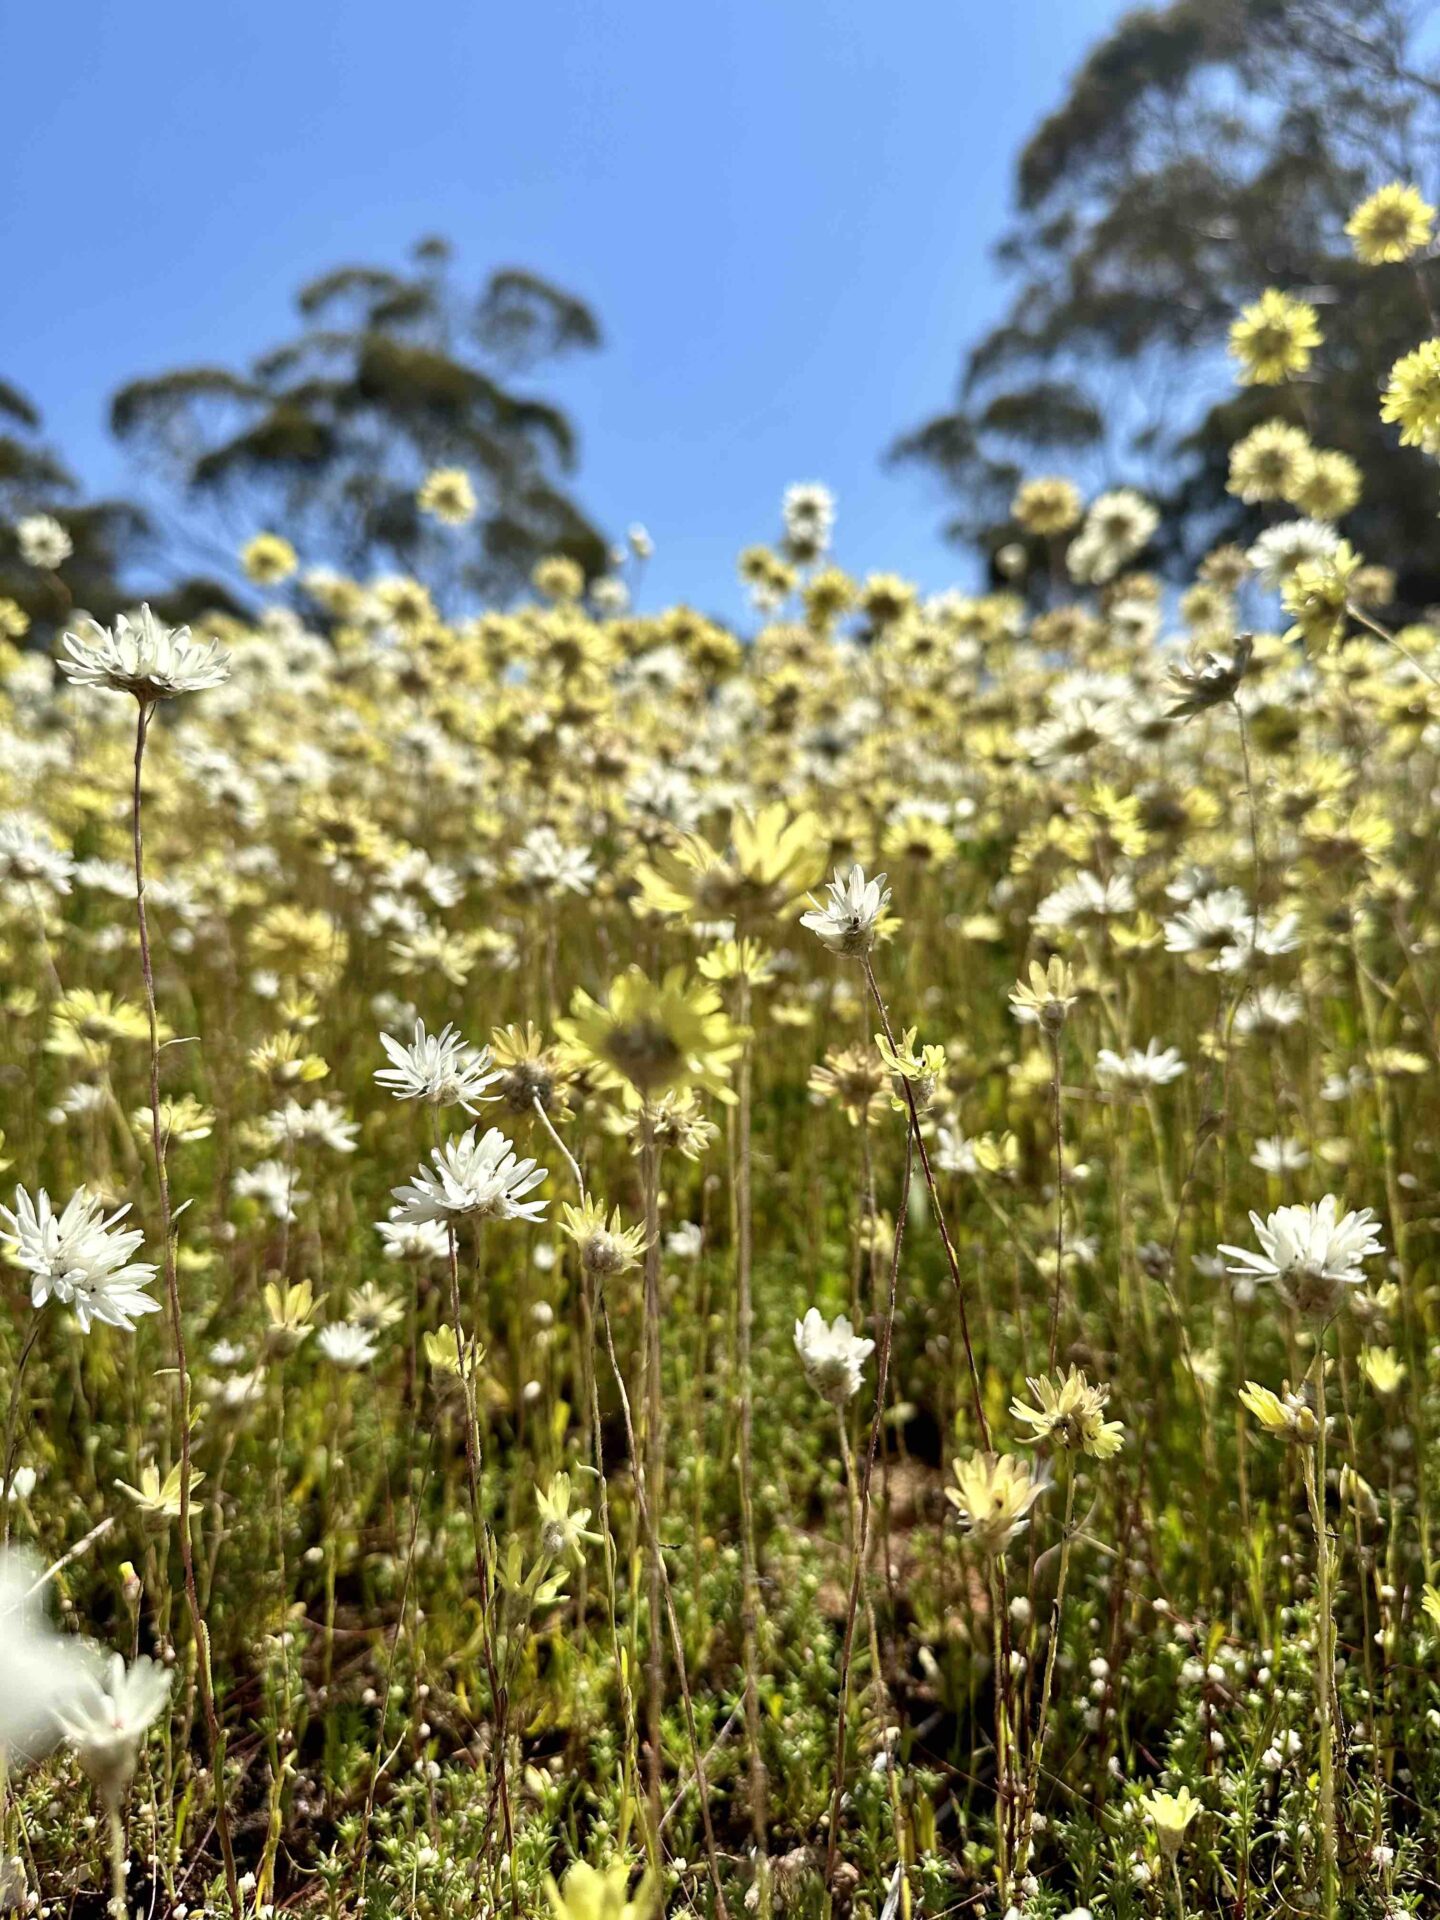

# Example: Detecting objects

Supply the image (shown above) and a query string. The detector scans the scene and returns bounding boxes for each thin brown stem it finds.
[863,956,990,1448]
[823,1127,911,1892]
[131,701,240,1920]
[597,1288,731,1920]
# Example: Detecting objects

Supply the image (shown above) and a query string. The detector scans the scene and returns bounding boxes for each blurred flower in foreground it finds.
[57,1651,170,1809]
[0,1552,97,1767]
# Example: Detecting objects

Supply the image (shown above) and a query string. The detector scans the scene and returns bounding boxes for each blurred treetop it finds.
[894,0,1440,606]
[109,236,607,605]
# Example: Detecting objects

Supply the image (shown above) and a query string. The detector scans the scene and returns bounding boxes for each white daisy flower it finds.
[262,1098,359,1155]
[390,1126,548,1228]
[233,1161,309,1222]
[16,514,72,570]
[1219,1196,1385,1317]
[794,1306,875,1405]
[1096,1040,1187,1090]
[57,1650,170,1807]
[1246,518,1339,590]
[1250,1136,1311,1173]
[1034,869,1136,931]
[509,826,598,898]
[317,1323,379,1369]
[375,1215,451,1263]
[60,604,231,701]
[800,865,891,957]
[0,814,74,895]
[375,1020,501,1114]
[0,1187,159,1333]
[0,1550,100,1767]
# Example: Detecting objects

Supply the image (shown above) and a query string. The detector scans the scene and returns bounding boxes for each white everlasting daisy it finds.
[375,1019,501,1114]
[375,1215,451,1263]
[1163,888,1252,957]
[73,856,135,898]
[208,1371,266,1415]
[16,514,72,570]
[317,1322,379,1369]
[1021,694,1125,768]
[1066,489,1158,585]
[233,1160,310,1221]
[783,481,836,557]
[390,1126,548,1228]
[934,1126,982,1175]
[1235,986,1304,1036]
[794,1306,875,1405]
[1250,1136,1311,1173]
[1219,1195,1385,1317]
[1246,518,1339,591]
[1033,869,1136,931]
[60,604,231,701]
[509,826,599,898]
[800,865,891,956]
[57,1651,170,1807]
[590,576,630,617]
[1214,911,1301,974]
[0,1186,159,1333]
[1096,1040,1187,1090]
[263,1098,359,1155]
[0,814,74,895]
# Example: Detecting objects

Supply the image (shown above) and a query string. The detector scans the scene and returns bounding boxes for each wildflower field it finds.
[13,187,1440,1920]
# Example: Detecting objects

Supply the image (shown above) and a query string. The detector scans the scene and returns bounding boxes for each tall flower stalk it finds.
[130,708,238,1917]
[541,1102,729,1917]
[809,1129,912,1900]
[637,1112,666,1826]
[1304,1344,1339,1920]
[731,965,768,1849]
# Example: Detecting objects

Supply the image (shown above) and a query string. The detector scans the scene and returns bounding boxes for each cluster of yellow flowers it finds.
[5,169,1440,1920]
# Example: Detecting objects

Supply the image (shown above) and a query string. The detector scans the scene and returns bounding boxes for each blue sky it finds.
[6,1,1128,617]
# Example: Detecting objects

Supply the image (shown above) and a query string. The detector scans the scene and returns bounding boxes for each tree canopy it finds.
[0,380,164,633]
[893,0,1440,606]
[109,237,608,604]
